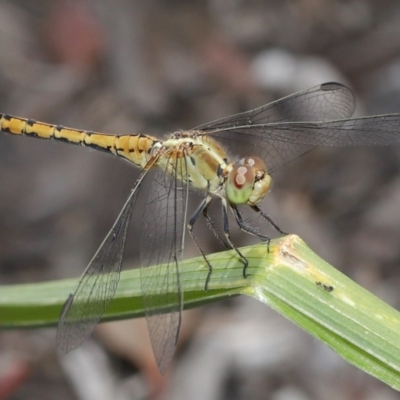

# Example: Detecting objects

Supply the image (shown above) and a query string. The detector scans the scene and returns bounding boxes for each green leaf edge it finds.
[0,234,400,389]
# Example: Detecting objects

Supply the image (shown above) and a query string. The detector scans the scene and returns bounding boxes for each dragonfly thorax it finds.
[158,133,228,193]
[225,156,271,206]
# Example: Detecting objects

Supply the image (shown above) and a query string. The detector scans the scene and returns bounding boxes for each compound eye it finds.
[240,156,267,176]
[226,163,255,205]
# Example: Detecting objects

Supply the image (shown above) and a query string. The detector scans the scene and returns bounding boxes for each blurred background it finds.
[1,0,400,399]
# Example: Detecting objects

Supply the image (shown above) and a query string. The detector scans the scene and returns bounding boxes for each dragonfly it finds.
[2,82,400,373]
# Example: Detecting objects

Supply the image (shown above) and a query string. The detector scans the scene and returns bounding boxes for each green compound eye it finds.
[226,163,255,205]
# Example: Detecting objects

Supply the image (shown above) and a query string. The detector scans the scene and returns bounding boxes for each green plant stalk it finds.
[0,235,400,389]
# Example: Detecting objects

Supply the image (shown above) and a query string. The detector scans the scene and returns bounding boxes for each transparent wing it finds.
[207,114,400,173]
[195,82,355,130]
[194,83,400,172]
[196,82,356,172]
[56,167,151,353]
[140,154,188,374]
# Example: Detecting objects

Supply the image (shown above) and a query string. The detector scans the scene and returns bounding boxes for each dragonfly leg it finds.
[221,200,249,278]
[188,196,215,290]
[231,205,271,255]
[202,209,231,249]
[231,206,270,240]
[251,205,287,235]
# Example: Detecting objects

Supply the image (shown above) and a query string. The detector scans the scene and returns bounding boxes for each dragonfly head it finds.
[226,156,271,206]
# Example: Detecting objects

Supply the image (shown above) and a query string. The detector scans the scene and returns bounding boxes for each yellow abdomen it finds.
[0,114,158,169]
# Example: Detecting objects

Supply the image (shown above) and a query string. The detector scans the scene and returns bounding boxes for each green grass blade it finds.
[0,234,400,389]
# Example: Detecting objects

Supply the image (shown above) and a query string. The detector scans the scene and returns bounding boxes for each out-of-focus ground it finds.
[1,0,400,399]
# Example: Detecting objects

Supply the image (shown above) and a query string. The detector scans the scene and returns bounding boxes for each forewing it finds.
[197,82,357,172]
[265,114,400,147]
[209,114,400,172]
[140,154,188,374]
[57,169,149,353]
[195,82,355,130]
